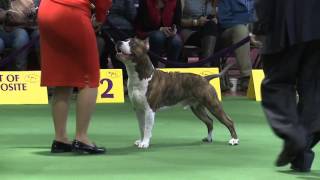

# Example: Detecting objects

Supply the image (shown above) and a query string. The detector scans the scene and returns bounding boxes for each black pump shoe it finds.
[51,140,72,153]
[72,140,106,154]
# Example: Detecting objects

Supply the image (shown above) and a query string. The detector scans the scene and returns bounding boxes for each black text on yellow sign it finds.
[0,71,48,104]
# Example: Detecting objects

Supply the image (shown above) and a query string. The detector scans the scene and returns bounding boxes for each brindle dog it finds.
[116,38,239,149]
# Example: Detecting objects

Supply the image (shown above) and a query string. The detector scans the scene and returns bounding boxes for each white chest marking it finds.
[126,65,152,110]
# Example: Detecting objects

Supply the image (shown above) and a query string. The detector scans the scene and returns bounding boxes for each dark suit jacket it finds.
[255,0,320,54]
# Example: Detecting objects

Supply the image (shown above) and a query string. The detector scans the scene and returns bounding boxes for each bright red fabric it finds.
[38,0,111,88]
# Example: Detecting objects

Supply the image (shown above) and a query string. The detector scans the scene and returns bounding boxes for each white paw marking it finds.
[228,138,239,146]
[134,140,141,146]
[138,141,150,149]
[202,137,213,143]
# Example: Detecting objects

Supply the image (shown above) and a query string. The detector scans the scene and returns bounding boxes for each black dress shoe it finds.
[290,151,314,172]
[51,140,72,153]
[276,149,296,167]
[290,165,311,172]
[72,140,106,154]
[275,141,305,167]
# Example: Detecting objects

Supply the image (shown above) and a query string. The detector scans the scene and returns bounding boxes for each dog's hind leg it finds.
[205,100,239,145]
[191,105,214,143]
[134,110,145,146]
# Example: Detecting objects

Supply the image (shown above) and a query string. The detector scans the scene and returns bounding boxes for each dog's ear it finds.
[144,38,150,51]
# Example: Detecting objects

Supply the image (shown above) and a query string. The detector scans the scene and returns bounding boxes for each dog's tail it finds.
[204,62,235,81]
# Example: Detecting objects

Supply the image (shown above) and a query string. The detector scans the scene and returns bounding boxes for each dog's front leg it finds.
[138,108,155,149]
[134,110,145,146]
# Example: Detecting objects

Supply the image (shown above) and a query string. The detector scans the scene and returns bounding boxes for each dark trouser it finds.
[185,21,218,47]
[291,132,320,171]
[0,28,30,70]
[261,40,320,169]
[148,31,183,67]
[186,21,218,67]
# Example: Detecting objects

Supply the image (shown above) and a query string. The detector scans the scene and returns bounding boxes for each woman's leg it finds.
[52,87,73,143]
[75,86,98,146]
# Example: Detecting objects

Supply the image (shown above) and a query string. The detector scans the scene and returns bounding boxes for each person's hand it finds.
[251,34,265,48]
[25,7,38,21]
[168,24,177,37]
[91,16,103,33]
[160,27,173,37]
[206,15,218,24]
[93,21,103,33]
[211,17,218,24]
[160,25,177,37]
[198,16,209,26]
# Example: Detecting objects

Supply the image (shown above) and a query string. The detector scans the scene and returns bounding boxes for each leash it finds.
[105,21,250,68]
[150,36,250,67]
[0,35,40,69]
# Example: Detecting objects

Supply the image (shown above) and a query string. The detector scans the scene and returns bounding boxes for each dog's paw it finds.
[138,141,150,149]
[134,140,141,146]
[228,138,239,146]
[202,137,213,143]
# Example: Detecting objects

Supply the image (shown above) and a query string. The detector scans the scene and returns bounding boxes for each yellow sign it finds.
[0,71,48,104]
[247,69,265,101]
[97,69,124,103]
[160,68,222,100]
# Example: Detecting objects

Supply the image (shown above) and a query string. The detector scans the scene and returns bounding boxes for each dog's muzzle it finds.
[115,40,132,56]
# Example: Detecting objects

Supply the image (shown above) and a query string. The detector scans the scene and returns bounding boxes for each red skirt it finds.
[38,0,100,88]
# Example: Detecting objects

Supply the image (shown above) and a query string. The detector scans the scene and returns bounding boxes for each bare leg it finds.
[51,87,73,143]
[75,86,98,146]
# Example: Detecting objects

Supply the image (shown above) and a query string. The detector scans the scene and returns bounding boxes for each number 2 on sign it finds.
[100,78,114,98]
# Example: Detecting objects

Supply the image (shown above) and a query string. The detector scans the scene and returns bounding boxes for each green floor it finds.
[0,97,319,180]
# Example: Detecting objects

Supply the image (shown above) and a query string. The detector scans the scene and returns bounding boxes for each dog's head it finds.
[116,37,150,65]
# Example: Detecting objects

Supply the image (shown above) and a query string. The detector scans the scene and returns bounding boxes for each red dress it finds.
[38,0,112,88]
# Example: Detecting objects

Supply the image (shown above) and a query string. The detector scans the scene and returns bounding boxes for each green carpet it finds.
[0,97,319,180]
